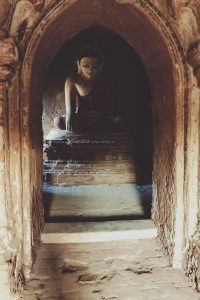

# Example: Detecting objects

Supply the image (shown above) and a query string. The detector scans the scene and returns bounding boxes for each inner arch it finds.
[43,25,153,184]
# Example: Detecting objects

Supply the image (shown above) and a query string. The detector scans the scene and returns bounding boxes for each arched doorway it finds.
[20,0,187,274]
[42,25,152,181]
[41,25,153,232]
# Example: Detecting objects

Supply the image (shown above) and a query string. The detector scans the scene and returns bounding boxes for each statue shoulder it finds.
[65,75,75,89]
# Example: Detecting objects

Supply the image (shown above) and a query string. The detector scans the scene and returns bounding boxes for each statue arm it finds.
[64,77,73,132]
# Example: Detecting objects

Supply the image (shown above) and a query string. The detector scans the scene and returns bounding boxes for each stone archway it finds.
[19,0,187,275]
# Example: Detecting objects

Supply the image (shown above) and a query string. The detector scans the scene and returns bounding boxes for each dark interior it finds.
[43,25,153,184]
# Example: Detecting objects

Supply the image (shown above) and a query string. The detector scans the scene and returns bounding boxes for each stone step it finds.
[41,230,157,244]
[43,132,136,161]
[43,219,156,233]
[46,145,134,151]
[46,153,134,161]
[45,131,133,142]
[44,172,136,185]
[41,220,157,244]
[44,138,134,149]
[44,134,134,149]
[43,159,138,186]
[44,148,135,161]
[43,160,135,172]
[43,160,149,185]
[44,168,136,175]
[44,163,135,175]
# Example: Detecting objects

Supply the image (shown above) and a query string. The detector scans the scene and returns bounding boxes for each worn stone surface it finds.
[43,184,152,222]
[43,219,156,235]
[22,238,200,299]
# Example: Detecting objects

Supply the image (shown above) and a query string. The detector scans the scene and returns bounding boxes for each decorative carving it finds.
[0,0,45,40]
[167,0,193,19]
[0,1,14,38]
[0,1,11,28]
[0,38,18,82]
[187,0,200,33]
[140,0,187,69]
[0,1,19,37]
[0,66,15,82]
[187,41,200,86]
[30,0,46,12]
[10,1,39,39]
[0,38,18,66]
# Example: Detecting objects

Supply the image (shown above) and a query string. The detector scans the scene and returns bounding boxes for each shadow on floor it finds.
[44,184,152,223]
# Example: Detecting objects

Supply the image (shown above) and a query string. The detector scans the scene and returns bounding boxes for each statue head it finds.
[76,46,103,81]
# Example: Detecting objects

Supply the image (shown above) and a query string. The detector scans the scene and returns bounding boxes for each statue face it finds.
[77,57,100,81]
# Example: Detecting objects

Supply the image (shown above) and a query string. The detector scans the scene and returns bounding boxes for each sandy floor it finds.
[22,238,200,300]
[22,183,200,299]
[22,164,200,300]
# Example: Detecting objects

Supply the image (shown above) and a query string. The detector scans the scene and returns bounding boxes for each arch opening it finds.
[43,25,153,182]
[21,0,185,272]
[42,25,153,225]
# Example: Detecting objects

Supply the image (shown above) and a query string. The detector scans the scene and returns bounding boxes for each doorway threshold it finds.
[41,219,157,243]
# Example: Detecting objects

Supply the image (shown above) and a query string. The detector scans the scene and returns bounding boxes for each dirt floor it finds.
[22,238,200,300]
[21,182,200,299]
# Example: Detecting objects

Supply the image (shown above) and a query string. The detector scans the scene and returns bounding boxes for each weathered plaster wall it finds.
[0,38,23,298]
[184,40,200,290]
[0,0,200,298]
[0,1,45,298]
[169,0,200,288]
[144,0,200,277]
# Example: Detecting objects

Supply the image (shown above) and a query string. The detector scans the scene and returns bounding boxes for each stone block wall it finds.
[43,133,140,185]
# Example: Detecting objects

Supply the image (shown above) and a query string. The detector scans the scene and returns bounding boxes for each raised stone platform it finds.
[43,132,151,185]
